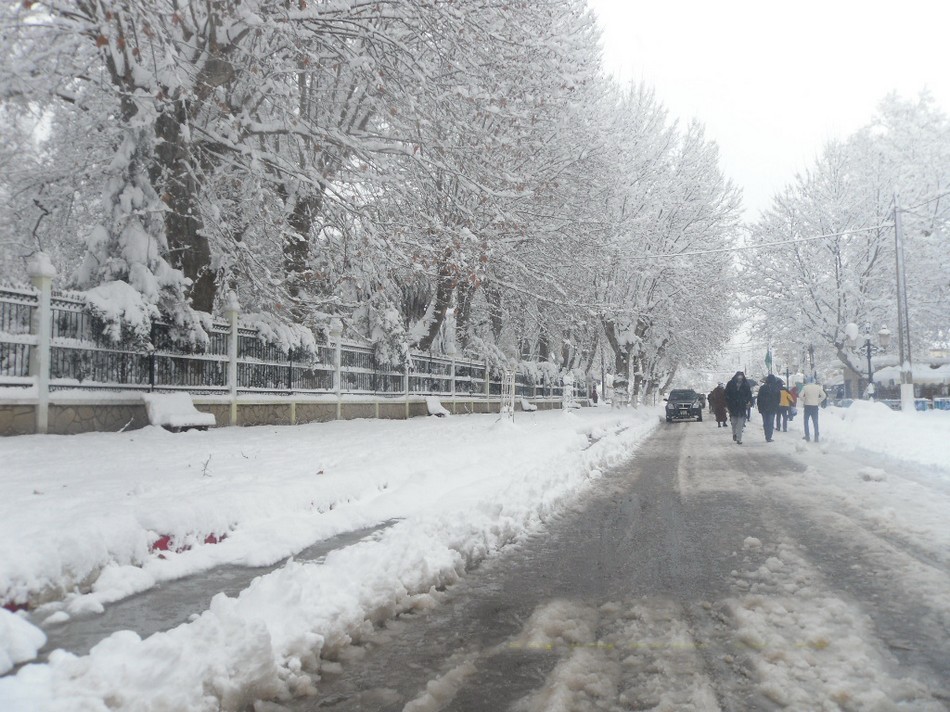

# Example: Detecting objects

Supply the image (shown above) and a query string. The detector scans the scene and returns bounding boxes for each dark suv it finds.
[664,389,703,423]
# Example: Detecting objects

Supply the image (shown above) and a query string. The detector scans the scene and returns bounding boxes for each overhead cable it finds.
[625,222,894,261]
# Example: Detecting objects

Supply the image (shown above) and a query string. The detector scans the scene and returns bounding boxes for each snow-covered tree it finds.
[594,86,742,398]
[1,0,744,381]
[742,92,950,377]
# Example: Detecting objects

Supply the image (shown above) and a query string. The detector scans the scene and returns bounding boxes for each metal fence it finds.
[0,285,586,402]
[0,286,35,383]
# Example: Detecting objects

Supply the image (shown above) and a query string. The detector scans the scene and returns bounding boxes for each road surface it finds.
[286,418,950,711]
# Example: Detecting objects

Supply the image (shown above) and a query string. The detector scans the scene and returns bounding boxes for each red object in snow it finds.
[151,531,227,555]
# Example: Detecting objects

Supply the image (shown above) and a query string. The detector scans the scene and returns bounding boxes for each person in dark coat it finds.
[709,383,728,427]
[725,371,752,444]
[757,374,782,442]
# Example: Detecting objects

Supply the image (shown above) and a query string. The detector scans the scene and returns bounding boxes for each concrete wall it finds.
[0,404,36,436]
[0,396,572,436]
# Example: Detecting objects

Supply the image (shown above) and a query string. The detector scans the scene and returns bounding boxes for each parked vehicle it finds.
[664,389,703,423]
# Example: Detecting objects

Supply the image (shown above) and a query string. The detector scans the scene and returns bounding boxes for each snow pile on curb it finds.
[0,408,658,711]
[824,400,950,472]
[0,610,45,676]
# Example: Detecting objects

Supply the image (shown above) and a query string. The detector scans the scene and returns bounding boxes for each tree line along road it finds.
[289,419,950,711]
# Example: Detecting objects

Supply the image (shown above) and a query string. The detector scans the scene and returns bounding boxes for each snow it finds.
[823,399,950,470]
[25,253,56,281]
[141,393,217,428]
[0,611,45,676]
[83,280,158,342]
[0,407,658,710]
[0,402,948,710]
[875,362,950,385]
[424,397,449,417]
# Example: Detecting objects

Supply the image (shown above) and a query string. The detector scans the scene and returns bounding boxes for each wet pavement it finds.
[30,520,400,662]
[280,421,950,711]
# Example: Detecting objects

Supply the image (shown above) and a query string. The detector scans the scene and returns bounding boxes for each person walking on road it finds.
[709,383,728,428]
[776,382,795,432]
[757,374,781,442]
[798,377,827,442]
[725,371,752,445]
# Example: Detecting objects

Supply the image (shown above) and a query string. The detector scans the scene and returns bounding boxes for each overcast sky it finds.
[587,0,950,222]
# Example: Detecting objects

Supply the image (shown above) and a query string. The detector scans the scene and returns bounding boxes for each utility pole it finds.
[893,193,915,410]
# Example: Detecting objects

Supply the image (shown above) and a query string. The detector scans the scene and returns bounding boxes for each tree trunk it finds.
[583,332,599,374]
[416,264,455,352]
[274,182,327,322]
[455,282,475,351]
[539,327,552,365]
[602,319,629,376]
[153,108,216,312]
[560,329,573,370]
[486,285,504,343]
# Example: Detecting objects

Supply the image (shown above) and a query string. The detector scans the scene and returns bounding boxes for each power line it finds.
[625,222,894,261]
[902,188,950,212]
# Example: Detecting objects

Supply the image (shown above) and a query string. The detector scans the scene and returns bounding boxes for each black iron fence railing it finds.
[0,286,589,401]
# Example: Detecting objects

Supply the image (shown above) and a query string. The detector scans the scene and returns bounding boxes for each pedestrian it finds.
[725,371,752,445]
[798,377,827,442]
[776,382,795,432]
[757,374,781,442]
[592,384,598,404]
[709,382,728,428]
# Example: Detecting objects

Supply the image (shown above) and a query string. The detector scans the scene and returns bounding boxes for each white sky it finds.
[586,0,950,221]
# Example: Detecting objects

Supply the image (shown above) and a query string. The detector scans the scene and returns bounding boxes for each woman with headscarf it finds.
[725,371,752,445]
[709,383,729,428]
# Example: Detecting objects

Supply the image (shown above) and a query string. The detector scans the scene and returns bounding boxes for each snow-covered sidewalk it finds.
[0,406,658,710]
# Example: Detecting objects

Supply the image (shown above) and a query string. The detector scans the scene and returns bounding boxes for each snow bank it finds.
[0,408,659,711]
[823,400,950,472]
[0,610,46,676]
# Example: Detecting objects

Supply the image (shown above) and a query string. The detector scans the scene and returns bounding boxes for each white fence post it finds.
[562,372,575,410]
[225,292,240,426]
[501,369,515,420]
[448,346,456,414]
[330,318,342,420]
[27,253,56,434]
[404,356,411,419]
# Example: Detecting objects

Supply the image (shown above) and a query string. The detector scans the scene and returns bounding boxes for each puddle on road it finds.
[29,519,401,662]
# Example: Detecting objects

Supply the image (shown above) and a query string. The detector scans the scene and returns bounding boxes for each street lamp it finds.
[845,322,890,400]
[784,356,799,387]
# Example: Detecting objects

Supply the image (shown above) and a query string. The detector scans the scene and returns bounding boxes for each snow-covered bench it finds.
[426,397,450,417]
[520,398,537,412]
[142,393,216,432]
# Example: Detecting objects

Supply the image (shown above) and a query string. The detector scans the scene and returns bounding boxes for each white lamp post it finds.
[846,322,890,400]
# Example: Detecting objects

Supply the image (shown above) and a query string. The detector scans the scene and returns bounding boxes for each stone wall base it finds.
[0,396,575,436]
